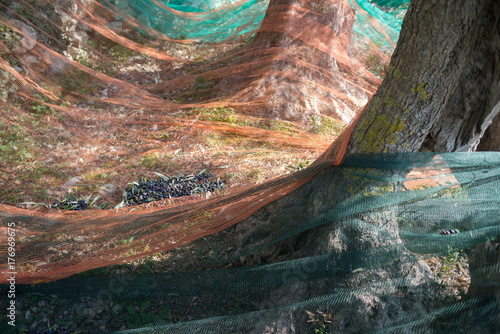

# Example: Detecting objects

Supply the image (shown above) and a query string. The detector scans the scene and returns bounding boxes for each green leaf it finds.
[116,239,128,246]
[160,307,172,320]
[127,304,136,315]
[84,194,92,205]
[100,203,112,209]
[21,202,49,208]
[144,310,155,322]
[140,301,151,312]
[153,172,169,181]
[90,195,100,206]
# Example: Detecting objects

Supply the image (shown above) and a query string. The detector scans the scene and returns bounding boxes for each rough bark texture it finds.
[468,241,500,302]
[347,0,500,154]
[467,241,500,329]
[235,0,500,276]
[478,106,500,151]
[231,0,500,331]
[213,0,382,124]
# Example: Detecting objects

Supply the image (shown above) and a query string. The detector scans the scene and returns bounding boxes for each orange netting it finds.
[0,0,389,283]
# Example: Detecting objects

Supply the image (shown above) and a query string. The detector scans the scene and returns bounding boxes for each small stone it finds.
[99,183,116,197]
[11,19,38,53]
[78,21,93,32]
[107,21,123,34]
[137,13,150,26]
[22,55,39,66]
[58,12,77,31]
[49,56,68,73]
[47,247,58,253]
[59,130,72,139]
[63,176,81,188]
[73,30,89,48]
[84,308,96,318]
[25,310,31,320]
[112,304,123,314]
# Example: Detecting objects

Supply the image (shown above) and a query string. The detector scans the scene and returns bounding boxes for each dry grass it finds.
[0,37,337,209]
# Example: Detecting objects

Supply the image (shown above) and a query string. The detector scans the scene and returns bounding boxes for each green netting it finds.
[106,0,270,41]
[369,0,409,15]
[7,152,500,333]
[1,1,498,333]
[348,0,409,49]
[106,0,408,46]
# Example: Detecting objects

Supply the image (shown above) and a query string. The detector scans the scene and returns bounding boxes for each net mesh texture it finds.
[0,0,499,333]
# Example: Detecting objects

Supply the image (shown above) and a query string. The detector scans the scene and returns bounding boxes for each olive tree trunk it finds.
[478,113,500,151]
[213,0,383,124]
[233,0,500,332]
[237,0,500,269]
[346,0,500,154]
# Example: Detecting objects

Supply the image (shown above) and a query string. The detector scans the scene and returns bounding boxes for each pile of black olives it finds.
[52,195,88,211]
[122,170,225,207]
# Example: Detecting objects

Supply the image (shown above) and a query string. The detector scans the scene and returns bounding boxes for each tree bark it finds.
[232,0,500,331]
[213,0,384,124]
[347,0,500,154]
[478,107,500,151]
[237,0,500,268]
